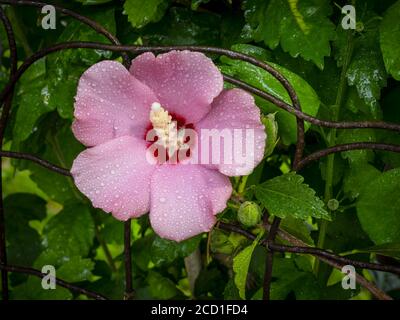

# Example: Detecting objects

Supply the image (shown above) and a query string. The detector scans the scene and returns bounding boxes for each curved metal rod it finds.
[0,42,399,133]
[0,0,130,66]
[0,6,18,301]
[296,142,400,171]
[0,41,400,132]
[0,263,107,300]
[218,222,392,300]
[0,151,71,176]
[2,143,400,178]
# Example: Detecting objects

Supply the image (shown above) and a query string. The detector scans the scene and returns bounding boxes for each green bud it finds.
[327,199,339,211]
[261,113,279,157]
[238,201,262,227]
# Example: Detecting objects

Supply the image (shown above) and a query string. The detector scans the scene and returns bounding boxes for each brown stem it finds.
[123,220,134,300]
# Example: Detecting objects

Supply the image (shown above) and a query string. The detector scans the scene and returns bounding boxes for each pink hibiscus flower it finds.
[71,50,266,241]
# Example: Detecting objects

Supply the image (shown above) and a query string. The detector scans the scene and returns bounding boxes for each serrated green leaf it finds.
[357,168,400,245]
[380,0,400,80]
[255,173,330,220]
[220,45,320,145]
[124,0,168,28]
[233,231,264,299]
[243,0,335,69]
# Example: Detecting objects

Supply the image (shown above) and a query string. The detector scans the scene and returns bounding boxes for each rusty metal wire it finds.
[1,0,400,301]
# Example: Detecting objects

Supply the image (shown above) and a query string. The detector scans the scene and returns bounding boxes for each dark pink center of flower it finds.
[145,105,196,164]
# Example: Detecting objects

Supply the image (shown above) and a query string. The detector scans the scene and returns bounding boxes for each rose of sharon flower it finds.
[71,50,266,241]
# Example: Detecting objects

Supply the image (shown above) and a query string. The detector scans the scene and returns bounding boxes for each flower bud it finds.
[327,199,339,211]
[237,201,262,227]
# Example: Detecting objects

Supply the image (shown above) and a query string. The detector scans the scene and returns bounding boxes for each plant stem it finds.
[314,30,354,276]
[237,175,249,195]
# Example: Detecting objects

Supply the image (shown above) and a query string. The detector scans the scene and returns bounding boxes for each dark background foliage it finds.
[1,0,400,300]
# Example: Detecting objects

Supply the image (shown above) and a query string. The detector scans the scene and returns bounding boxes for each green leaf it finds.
[12,59,55,142]
[255,173,330,220]
[47,8,116,119]
[11,277,72,300]
[41,203,95,261]
[210,229,247,255]
[379,86,400,167]
[357,168,400,245]
[336,129,377,163]
[17,117,84,204]
[261,113,279,157]
[346,20,387,113]
[220,44,320,145]
[4,194,46,266]
[354,242,400,259]
[251,256,322,300]
[124,0,169,28]
[380,0,400,80]
[233,231,264,299]
[323,211,372,255]
[243,0,335,69]
[151,235,201,266]
[101,214,124,245]
[141,7,220,46]
[147,271,179,299]
[343,163,380,200]
[57,256,95,282]
[195,266,227,299]
[279,216,314,246]
[223,278,241,300]
[270,258,321,300]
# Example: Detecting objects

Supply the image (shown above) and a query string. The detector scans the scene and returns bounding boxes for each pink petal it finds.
[130,51,223,124]
[196,89,266,176]
[149,165,232,241]
[73,60,158,147]
[71,136,155,220]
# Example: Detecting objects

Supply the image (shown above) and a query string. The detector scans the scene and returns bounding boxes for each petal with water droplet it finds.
[73,60,159,147]
[196,89,266,176]
[71,136,155,220]
[149,165,232,241]
[130,51,223,124]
